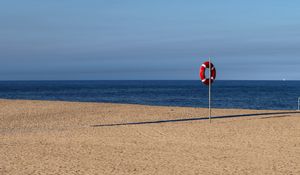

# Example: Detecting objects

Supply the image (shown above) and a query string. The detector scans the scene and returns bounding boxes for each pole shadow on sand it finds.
[90,111,300,127]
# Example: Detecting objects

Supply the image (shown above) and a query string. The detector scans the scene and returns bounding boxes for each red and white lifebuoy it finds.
[199,61,216,85]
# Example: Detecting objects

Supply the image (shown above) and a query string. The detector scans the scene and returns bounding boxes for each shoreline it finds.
[0,98,296,111]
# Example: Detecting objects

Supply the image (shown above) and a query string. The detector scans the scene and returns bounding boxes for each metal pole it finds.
[298,97,300,111]
[209,58,211,123]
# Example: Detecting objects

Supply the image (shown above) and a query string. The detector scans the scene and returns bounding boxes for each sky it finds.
[0,0,300,80]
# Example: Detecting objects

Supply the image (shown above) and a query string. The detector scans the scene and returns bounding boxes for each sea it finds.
[0,80,299,110]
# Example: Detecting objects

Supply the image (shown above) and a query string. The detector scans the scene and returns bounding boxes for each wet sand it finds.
[1,99,300,174]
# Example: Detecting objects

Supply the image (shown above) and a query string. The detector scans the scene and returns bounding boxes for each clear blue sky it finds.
[0,0,300,80]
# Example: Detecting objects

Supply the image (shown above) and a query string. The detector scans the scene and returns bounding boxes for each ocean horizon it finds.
[0,80,299,110]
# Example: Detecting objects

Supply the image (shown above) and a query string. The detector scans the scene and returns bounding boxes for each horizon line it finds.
[0,79,299,81]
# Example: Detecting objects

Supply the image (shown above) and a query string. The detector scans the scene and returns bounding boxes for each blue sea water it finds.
[0,80,299,110]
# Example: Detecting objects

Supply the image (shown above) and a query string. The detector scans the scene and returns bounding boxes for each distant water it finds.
[0,80,299,110]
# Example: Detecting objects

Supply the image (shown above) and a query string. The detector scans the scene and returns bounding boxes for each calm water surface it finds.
[0,80,299,110]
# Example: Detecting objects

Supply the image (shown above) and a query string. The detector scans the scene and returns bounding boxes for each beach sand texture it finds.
[1,99,300,175]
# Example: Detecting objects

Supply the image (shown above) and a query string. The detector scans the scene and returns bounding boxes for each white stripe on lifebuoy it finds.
[202,79,206,82]
[201,64,206,68]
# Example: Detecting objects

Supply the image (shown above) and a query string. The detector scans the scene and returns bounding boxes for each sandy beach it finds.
[0,99,299,174]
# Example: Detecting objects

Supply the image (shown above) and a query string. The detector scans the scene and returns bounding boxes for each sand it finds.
[0,99,299,175]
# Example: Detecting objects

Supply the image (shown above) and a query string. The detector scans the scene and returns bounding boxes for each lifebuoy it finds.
[199,61,216,85]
